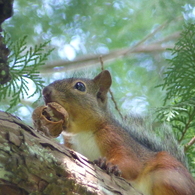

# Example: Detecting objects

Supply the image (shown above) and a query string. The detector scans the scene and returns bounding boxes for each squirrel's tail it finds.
[120,114,187,166]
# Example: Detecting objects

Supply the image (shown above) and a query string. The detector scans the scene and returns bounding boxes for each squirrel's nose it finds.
[42,86,53,104]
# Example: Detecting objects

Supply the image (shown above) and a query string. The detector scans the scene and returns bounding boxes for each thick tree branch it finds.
[0,111,142,195]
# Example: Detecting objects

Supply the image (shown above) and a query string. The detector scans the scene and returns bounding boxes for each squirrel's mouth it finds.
[43,93,56,105]
[42,86,67,112]
[44,99,52,105]
[42,85,55,105]
[43,94,52,105]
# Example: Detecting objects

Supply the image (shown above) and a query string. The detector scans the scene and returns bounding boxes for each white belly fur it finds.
[65,131,102,161]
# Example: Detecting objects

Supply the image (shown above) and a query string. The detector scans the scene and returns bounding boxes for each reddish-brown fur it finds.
[42,70,195,195]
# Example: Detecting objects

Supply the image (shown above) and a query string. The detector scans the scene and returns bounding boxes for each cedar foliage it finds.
[0,33,53,110]
[157,23,195,176]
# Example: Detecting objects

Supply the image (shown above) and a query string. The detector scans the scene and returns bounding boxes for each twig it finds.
[179,108,195,143]
[109,89,124,120]
[184,135,195,151]
[99,56,124,120]
[99,56,104,71]
[123,20,169,56]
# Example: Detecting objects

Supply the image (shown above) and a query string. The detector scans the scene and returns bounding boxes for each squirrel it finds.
[39,70,195,195]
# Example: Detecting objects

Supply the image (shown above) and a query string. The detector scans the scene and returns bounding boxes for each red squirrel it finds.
[38,70,195,195]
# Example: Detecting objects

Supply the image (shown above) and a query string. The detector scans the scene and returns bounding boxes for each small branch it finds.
[179,108,195,143]
[109,89,124,120]
[42,43,174,73]
[99,55,104,71]
[41,29,180,74]
[184,136,195,152]
[123,20,169,56]
[157,31,180,44]
[99,56,124,120]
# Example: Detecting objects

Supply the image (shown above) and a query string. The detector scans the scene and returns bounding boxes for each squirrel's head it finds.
[42,70,112,133]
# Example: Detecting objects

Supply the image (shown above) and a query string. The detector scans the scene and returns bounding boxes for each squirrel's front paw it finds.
[32,102,69,137]
[94,157,121,177]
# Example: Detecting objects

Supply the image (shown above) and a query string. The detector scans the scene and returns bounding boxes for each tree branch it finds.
[41,31,180,73]
[42,43,171,73]
[185,135,195,152]
[0,111,142,195]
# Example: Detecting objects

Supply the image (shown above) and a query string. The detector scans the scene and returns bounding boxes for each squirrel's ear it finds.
[93,70,112,102]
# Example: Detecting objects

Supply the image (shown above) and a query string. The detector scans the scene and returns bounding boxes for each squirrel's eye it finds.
[74,82,86,92]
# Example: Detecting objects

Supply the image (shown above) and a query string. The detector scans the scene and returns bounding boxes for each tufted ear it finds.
[93,70,112,102]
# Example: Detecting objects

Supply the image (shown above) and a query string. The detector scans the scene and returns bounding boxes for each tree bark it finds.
[0,111,142,195]
[0,0,13,84]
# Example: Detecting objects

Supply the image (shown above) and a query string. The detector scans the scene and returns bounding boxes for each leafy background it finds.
[1,0,195,176]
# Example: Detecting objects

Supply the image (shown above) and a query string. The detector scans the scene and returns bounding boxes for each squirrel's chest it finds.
[69,131,102,161]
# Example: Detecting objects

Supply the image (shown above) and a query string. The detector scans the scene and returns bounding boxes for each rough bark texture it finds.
[0,111,142,195]
[0,0,13,84]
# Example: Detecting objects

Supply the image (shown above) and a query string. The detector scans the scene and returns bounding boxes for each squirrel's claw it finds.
[94,157,121,177]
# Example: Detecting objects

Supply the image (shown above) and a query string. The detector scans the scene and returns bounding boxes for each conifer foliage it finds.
[162,23,195,103]
[157,23,195,174]
[0,33,53,110]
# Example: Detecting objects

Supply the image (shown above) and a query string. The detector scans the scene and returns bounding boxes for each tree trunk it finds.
[0,111,142,195]
[0,0,13,84]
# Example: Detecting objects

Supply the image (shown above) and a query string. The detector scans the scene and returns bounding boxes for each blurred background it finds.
[3,0,194,122]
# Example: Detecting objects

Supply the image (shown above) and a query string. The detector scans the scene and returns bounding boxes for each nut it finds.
[32,102,69,137]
